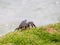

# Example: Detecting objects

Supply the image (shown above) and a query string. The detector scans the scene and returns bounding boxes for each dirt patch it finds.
[44,26,59,34]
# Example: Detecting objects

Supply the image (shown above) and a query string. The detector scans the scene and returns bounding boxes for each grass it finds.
[0,23,60,45]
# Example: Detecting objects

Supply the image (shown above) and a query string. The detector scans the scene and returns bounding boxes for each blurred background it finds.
[0,0,60,36]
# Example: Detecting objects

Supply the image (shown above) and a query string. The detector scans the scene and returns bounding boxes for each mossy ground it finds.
[0,23,60,45]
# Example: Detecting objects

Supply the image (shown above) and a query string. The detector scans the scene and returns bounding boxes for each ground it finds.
[0,23,60,45]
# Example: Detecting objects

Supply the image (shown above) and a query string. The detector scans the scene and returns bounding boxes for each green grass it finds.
[0,23,60,45]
